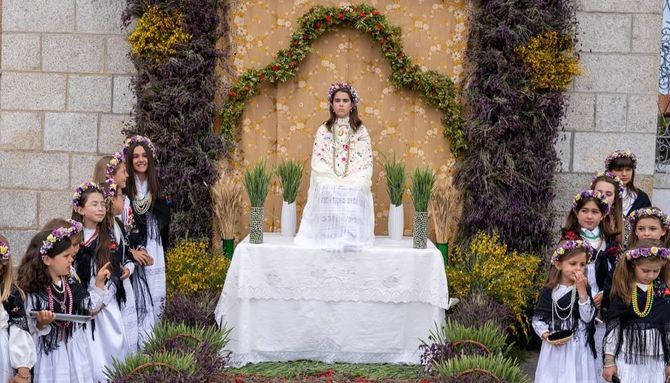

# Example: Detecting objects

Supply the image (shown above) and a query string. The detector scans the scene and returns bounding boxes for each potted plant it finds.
[384,154,406,240]
[275,159,304,237]
[411,167,436,249]
[243,161,272,244]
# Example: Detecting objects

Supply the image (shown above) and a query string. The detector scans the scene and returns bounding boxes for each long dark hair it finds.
[562,196,618,238]
[71,188,113,273]
[125,141,162,200]
[324,87,364,132]
[591,175,624,244]
[607,157,640,194]
[17,230,74,294]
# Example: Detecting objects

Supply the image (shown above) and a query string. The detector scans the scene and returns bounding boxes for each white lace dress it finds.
[295,118,374,251]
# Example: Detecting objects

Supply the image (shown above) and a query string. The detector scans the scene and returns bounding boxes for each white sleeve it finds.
[9,325,36,369]
[88,285,112,314]
[603,326,619,356]
[25,296,51,337]
[532,315,549,338]
[578,297,595,323]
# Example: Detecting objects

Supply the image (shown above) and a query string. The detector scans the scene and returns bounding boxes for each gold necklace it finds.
[332,123,351,177]
[632,284,654,317]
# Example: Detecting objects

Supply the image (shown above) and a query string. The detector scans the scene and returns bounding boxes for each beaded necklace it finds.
[48,277,73,329]
[632,284,654,317]
[551,286,576,326]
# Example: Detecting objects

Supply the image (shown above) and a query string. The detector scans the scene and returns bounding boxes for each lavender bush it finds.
[455,0,577,253]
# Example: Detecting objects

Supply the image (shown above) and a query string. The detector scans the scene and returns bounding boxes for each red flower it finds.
[338,12,344,20]
[315,21,321,29]
[228,91,237,97]
[316,370,334,378]
[242,85,249,91]
[664,288,670,296]
[108,242,118,251]
[259,74,265,81]
[325,15,331,23]
[359,11,366,17]
[562,230,579,241]
[372,10,380,15]
[272,64,280,71]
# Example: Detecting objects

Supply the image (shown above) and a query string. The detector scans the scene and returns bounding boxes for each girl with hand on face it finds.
[602,239,670,383]
[561,190,620,382]
[0,236,35,383]
[123,136,170,342]
[72,182,127,382]
[533,240,597,383]
[16,223,110,383]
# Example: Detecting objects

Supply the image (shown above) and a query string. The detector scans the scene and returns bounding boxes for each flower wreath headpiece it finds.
[572,190,610,216]
[592,171,625,199]
[39,219,83,256]
[327,82,360,106]
[604,149,637,169]
[104,178,119,198]
[551,240,593,265]
[105,151,125,179]
[72,181,107,208]
[628,207,670,229]
[0,238,10,263]
[624,246,670,261]
[123,135,158,163]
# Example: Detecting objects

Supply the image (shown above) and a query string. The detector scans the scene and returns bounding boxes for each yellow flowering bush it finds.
[166,240,229,295]
[515,31,581,92]
[127,5,191,62]
[447,232,542,329]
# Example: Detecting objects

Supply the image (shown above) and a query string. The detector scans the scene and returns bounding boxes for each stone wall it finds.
[555,0,664,230]
[0,0,134,260]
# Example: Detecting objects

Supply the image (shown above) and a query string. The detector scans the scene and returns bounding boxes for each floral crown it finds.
[104,178,120,198]
[592,171,624,199]
[551,240,593,265]
[628,207,670,229]
[39,220,83,256]
[604,149,637,169]
[0,238,10,263]
[123,135,158,163]
[625,246,670,261]
[572,190,610,216]
[327,82,360,106]
[72,181,106,208]
[105,151,125,179]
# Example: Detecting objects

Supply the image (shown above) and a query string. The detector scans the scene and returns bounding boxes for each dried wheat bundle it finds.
[212,176,243,239]
[430,178,461,243]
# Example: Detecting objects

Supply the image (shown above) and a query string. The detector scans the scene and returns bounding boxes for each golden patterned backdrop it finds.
[220,0,469,241]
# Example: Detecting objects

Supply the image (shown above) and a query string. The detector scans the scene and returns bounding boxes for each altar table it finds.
[214,233,449,367]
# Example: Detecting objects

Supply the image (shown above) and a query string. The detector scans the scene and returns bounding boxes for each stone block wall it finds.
[555,0,664,231]
[0,0,134,261]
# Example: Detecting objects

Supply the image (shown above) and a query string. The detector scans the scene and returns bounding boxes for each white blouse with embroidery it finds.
[295,117,375,251]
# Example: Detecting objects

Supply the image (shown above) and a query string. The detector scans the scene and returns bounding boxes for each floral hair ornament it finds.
[105,151,125,179]
[39,220,83,256]
[628,207,670,229]
[604,149,637,169]
[572,189,610,216]
[123,135,158,163]
[625,246,670,261]
[105,178,119,198]
[592,171,625,199]
[327,82,360,106]
[0,238,10,263]
[72,181,107,208]
[551,240,593,265]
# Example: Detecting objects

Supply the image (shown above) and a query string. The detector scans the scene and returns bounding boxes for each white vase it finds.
[388,203,404,240]
[281,200,297,237]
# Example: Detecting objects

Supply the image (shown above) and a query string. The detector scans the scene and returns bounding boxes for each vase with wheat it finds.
[212,176,243,258]
[430,178,460,265]
[411,167,436,249]
[243,161,272,244]
[384,155,406,240]
[276,160,304,237]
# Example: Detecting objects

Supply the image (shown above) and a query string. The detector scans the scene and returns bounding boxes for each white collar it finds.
[335,116,350,125]
[636,282,649,291]
[135,174,149,198]
[83,227,96,241]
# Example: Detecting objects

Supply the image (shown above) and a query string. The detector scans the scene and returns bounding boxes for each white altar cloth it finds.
[214,233,449,367]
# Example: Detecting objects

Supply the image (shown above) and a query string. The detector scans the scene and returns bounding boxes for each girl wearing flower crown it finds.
[602,239,670,382]
[106,180,153,354]
[533,240,597,382]
[16,223,111,383]
[93,151,128,189]
[295,82,374,251]
[124,135,170,339]
[71,182,127,382]
[628,207,670,248]
[562,190,620,381]
[0,235,36,383]
[605,149,651,217]
[591,172,625,246]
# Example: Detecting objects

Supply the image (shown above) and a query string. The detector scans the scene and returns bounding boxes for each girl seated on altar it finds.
[295,83,374,251]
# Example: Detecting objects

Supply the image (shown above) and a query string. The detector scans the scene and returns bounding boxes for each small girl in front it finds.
[603,239,670,383]
[16,222,111,383]
[628,207,670,248]
[533,240,597,383]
